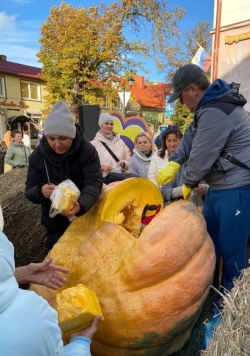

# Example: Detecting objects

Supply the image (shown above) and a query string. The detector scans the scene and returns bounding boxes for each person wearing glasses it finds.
[157,63,250,297]
[91,113,138,184]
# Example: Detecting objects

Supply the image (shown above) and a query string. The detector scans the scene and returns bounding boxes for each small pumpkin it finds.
[31,178,215,355]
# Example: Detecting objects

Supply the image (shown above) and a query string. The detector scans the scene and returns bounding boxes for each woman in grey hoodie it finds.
[4,130,29,168]
[129,132,155,178]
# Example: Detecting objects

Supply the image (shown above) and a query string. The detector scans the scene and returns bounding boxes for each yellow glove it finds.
[182,184,192,200]
[157,161,181,186]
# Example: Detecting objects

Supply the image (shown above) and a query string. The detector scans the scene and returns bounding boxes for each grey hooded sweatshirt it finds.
[129,148,154,177]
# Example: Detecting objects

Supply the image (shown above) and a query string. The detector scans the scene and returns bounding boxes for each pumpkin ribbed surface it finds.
[31,178,215,356]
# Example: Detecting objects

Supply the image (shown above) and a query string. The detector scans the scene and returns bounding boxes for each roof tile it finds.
[0,59,41,79]
[131,77,171,110]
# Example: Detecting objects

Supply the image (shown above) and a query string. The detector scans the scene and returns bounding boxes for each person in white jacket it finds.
[22,130,31,152]
[91,113,138,184]
[148,126,208,206]
[0,205,101,356]
[148,126,180,186]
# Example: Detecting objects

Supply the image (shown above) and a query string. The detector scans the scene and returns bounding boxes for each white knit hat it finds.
[44,101,76,139]
[98,113,114,127]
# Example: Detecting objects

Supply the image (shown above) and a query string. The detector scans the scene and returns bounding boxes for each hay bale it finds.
[0,168,47,267]
[201,268,250,355]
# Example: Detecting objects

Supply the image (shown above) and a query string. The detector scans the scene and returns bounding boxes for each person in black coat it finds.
[25,101,103,250]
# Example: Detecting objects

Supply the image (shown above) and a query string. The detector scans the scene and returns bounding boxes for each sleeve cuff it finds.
[171,186,183,199]
[70,336,92,346]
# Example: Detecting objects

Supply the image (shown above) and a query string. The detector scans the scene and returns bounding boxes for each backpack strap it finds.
[220,151,250,170]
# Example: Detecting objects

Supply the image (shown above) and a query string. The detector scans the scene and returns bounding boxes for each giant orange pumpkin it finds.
[31,178,215,355]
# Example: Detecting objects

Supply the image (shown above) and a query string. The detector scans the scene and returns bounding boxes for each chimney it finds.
[134,76,145,90]
[0,55,7,61]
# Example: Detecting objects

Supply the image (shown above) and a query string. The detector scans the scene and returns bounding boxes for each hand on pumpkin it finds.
[70,315,102,340]
[157,161,181,186]
[182,184,192,201]
[60,200,81,217]
[14,257,70,289]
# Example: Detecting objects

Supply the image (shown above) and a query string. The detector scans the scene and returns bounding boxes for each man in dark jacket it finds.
[26,101,103,250]
[157,64,250,297]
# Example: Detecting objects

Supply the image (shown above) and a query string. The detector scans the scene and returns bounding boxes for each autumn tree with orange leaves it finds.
[37,1,185,114]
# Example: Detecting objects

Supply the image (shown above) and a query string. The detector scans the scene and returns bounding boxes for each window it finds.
[101,95,108,108]
[0,77,6,97]
[21,81,41,101]
[26,113,43,139]
[112,97,122,110]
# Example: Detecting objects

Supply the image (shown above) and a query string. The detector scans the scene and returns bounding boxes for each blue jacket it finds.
[170,80,250,189]
[0,231,92,356]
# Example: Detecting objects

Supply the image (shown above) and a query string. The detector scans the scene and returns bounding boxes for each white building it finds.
[212,0,250,112]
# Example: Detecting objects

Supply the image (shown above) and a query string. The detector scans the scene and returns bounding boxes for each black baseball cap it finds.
[167,64,204,103]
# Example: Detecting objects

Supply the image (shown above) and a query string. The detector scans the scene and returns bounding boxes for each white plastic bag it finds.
[49,179,80,218]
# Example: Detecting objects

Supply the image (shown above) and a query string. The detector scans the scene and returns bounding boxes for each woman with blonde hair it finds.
[128,132,155,178]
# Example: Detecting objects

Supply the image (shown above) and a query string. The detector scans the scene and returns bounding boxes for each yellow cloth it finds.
[157,161,181,186]
[182,184,192,200]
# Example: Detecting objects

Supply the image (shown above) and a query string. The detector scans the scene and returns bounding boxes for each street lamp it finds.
[114,77,135,118]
